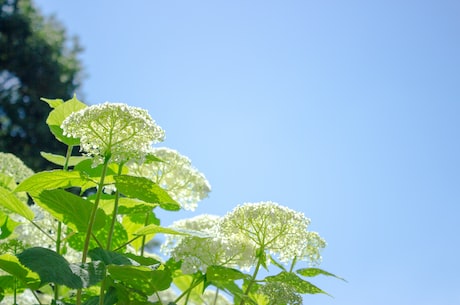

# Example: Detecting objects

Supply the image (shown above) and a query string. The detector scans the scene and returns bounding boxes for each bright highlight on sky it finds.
[35,1,460,304]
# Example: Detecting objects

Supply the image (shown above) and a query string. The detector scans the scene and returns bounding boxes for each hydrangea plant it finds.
[0,96,344,305]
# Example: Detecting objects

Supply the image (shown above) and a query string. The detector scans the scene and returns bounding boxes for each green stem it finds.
[289,256,298,273]
[213,288,220,305]
[174,276,204,304]
[54,145,73,302]
[106,163,124,250]
[140,213,150,256]
[77,156,110,305]
[240,249,264,305]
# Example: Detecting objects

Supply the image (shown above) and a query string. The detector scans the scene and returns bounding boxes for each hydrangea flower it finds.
[10,204,81,262]
[61,102,165,165]
[220,201,324,264]
[0,152,34,183]
[258,282,302,305]
[129,147,211,211]
[162,214,256,274]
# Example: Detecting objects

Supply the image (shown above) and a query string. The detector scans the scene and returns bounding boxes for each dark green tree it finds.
[0,0,83,171]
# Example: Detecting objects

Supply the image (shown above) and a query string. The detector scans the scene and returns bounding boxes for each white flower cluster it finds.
[220,201,325,265]
[162,214,255,274]
[0,152,34,183]
[258,282,302,305]
[129,147,211,211]
[61,102,165,166]
[12,204,81,262]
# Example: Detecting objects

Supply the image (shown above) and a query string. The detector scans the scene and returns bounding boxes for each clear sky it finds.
[34,1,460,304]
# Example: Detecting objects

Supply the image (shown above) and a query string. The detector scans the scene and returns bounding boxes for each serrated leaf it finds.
[46,95,87,145]
[41,97,64,108]
[265,271,329,295]
[296,267,346,281]
[0,253,41,289]
[88,248,132,266]
[17,247,104,289]
[206,265,249,283]
[114,175,180,211]
[40,152,90,167]
[15,170,93,193]
[123,253,160,267]
[31,189,106,232]
[134,224,211,238]
[108,265,172,294]
[0,186,34,220]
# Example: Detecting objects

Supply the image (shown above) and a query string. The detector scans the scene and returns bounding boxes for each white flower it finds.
[129,147,211,211]
[162,214,255,274]
[258,282,302,305]
[11,204,81,262]
[61,102,165,165]
[0,152,34,183]
[220,201,324,264]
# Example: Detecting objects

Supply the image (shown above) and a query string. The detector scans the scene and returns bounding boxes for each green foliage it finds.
[0,185,34,220]
[0,97,342,305]
[114,175,181,211]
[17,247,105,289]
[0,253,41,289]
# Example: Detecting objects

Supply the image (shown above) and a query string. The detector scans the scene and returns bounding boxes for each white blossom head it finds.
[220,201,323,264]
[162,214,256,274]
[61,102,165,165]
[258,282,302,305]
[129,147,211,211]
[0,152,34,183]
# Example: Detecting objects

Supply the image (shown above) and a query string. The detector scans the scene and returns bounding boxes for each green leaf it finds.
[122,211,159,251]
[0,186,34,220]
[41,97,64,108]
[31,189,106,232]
[134,224,212,238]
[206,265,249,283]
[0,253,41,289]
[17,247,105,289]
[40,152,90,167]
[114,175,180,211]
[15,170,93,193]
[123,253,160,267]
[82,286,118,305]
[296,267,346,281]
[265,271,329,295]
[108,265,172,294]
[88,248,132,266]
[0,211,20,239]
[46,95,87,145]
[173,273,205,304]
[68,217,127,252]
[0,173,16,191]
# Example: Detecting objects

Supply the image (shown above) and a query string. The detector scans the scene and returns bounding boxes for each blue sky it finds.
[35,1,460,304]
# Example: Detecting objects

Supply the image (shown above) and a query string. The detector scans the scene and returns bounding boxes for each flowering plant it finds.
[0,96,344,305]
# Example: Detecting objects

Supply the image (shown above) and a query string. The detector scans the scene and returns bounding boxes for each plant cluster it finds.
[0,96,343,305]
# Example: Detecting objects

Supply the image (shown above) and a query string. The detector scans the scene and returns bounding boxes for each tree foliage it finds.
[0,0,83,171]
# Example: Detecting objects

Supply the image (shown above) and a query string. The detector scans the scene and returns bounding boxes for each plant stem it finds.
[240,250,264,305]
[76,156,110,305]
[174,276,204,304]
[289,256,298,273]
[54,145,73,301]
[106,163,124,250]
[140,212,150,256]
